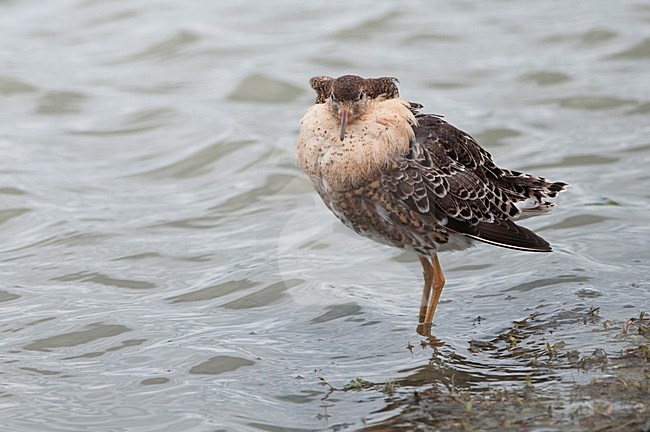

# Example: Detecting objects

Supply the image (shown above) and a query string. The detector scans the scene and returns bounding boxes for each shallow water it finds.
[1,1,649,431]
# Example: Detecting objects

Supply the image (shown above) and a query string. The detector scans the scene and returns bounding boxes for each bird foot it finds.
[416,323,431,337]
[416,323,445,348]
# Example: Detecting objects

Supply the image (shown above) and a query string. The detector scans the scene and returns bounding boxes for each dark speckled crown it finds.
[310,75,400,104]
[331,75,365,101]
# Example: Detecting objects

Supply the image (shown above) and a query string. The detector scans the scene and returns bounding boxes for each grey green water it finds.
[1,1,649,431]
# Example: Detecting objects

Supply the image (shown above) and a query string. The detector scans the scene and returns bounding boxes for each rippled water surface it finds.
[1,1,649,431]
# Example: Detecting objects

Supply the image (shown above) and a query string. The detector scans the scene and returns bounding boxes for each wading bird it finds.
[296,75,567,336]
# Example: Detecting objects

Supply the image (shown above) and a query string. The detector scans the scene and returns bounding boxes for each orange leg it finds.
[423,253,446,328]
[417,255,433,336]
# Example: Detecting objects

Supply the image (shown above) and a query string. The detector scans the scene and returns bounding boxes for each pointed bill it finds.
[339,107,350,141]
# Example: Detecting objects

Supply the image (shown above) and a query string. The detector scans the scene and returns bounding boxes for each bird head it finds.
[309,75,400,141]
[329,75,367,141]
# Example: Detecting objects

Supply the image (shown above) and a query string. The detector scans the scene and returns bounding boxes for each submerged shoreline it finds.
[319,308,649,431]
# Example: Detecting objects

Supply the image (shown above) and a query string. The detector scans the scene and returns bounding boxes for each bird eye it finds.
[357,92,364,101]
[330,94,339,103]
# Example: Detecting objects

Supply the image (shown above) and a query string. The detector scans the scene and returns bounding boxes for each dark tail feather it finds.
[499,170,569,203]
[446,217,552,252]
